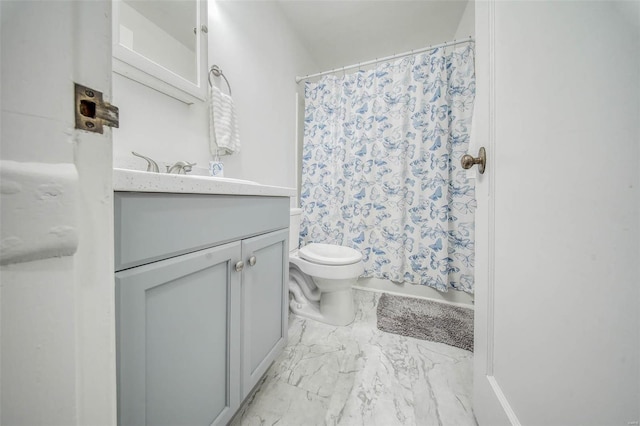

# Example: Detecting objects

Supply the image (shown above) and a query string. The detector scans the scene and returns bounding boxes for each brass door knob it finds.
[461,147,486,174]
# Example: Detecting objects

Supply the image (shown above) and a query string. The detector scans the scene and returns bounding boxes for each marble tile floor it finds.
[231,289,477,426]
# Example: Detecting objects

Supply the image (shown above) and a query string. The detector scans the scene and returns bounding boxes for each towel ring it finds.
[208,64,232,96]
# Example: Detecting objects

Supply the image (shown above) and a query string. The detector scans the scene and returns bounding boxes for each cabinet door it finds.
[240,229,289,398]
[116,243,241,426]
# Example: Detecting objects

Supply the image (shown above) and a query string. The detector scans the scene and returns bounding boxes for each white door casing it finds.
[473,1,640,425]
[1,1,116,424]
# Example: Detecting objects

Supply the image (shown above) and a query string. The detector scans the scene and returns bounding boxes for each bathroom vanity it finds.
[113,169,295,425]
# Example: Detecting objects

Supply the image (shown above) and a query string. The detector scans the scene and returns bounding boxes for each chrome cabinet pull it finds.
[248,256,257,266]
[235,261,244,272]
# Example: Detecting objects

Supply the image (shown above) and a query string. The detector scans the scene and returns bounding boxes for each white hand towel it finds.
[209,85,241,155]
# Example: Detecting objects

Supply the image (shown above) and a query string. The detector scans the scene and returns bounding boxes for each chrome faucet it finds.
[132,151,160,173]
[166,161,196,174]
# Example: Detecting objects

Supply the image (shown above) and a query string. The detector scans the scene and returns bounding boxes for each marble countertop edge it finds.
[113,168,296,197]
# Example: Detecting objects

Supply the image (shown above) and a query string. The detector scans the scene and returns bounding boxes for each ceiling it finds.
[277,0,470,72]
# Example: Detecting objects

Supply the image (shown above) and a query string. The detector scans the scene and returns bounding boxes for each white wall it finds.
[208,1,317,189]
[112,75,210,171]
[454,0,474,40]
[113,0,318,194]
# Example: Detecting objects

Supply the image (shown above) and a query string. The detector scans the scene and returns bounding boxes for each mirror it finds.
[113,0,208,103]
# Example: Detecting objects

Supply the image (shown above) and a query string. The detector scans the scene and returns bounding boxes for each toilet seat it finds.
[298,243,362,266]
[290,251,364,280]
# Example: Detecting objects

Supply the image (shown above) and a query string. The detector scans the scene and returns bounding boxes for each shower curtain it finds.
[300,43,476,293]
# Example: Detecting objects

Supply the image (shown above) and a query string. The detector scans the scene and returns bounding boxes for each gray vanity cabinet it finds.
[114,192,289,425]
[241,229,288,398]
[116,243,241,426]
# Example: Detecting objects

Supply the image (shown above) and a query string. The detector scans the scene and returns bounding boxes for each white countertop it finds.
[113,168,296,197]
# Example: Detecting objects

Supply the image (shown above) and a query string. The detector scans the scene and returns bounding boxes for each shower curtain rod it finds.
[295,37,475,84]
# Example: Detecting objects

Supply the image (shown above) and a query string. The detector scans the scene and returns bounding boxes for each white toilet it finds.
[288,208,364,326]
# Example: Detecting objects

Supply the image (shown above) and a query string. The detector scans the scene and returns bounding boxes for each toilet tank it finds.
[289,208,302,252]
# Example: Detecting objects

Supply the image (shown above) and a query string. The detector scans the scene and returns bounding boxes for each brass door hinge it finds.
[74,83,119,133]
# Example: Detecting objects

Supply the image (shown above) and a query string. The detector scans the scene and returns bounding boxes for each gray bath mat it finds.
[376,293,474,352]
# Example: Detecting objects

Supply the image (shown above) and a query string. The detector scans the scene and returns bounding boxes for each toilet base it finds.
[289,281,355,326]
[319,288,355,326]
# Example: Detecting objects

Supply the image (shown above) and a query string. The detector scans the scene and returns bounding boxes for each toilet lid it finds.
[298,243,362,266]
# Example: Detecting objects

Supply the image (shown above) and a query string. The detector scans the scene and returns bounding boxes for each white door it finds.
[472,1,639,425]
[1,2,116,424]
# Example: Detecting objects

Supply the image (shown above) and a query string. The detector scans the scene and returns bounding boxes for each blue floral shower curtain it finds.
[300,43,476,293]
